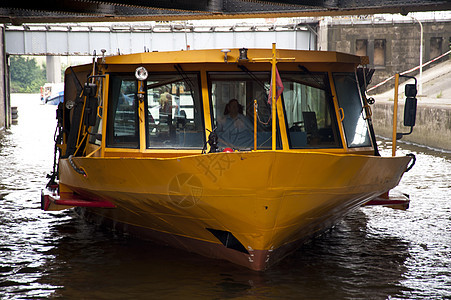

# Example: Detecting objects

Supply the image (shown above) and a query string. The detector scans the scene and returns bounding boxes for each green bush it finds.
[9,56,46,93]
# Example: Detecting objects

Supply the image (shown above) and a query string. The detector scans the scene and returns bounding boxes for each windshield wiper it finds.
[174,64,196,99]
[297,65,328,92]
[237,65,269,94]
[146,77,181,90]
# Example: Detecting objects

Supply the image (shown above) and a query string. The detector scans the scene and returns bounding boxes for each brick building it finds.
[318,15,451,93]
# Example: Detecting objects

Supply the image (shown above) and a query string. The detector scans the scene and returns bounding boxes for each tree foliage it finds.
[9,56,46,93]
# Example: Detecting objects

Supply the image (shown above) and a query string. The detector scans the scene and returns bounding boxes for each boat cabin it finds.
[60,48,375,159]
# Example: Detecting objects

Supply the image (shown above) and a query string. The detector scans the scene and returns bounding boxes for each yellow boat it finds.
[41,45,416,271]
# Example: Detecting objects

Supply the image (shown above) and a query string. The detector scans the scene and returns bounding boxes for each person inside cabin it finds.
[161,93,173,113]
[159,87,171,106]
[217,99,254,149]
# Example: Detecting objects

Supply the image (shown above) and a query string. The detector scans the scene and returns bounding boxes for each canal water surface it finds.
[0,94,450,299]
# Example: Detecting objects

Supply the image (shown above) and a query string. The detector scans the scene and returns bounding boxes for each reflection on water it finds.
[0,94,450,299]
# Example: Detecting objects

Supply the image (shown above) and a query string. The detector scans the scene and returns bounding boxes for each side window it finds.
[89,79,104,146]
[333,72,371,148]
[281,72,341,148]
[106,75,139,148]
[146,73,204,149]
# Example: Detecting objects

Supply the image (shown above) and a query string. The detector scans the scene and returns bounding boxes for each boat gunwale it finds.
[67,148,412,162]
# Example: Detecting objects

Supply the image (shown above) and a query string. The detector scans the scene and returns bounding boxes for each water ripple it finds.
[0,95,450,299]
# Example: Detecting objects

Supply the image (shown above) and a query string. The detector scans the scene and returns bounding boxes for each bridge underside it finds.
[1,0,451,24]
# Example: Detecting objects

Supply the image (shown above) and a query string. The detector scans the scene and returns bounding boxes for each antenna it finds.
[91,50,97,83]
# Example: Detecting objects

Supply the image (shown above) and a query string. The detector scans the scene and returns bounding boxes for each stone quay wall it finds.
[372,101,451,151]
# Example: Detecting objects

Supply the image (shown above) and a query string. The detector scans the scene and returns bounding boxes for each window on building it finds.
[430,37,443,59]
[374,39,386,66]
[356,39,368,56]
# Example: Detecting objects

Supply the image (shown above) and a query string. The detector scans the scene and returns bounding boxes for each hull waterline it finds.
[50,151,411,270]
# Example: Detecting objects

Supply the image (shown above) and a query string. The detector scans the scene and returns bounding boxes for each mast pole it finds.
[254,99,257,151]
[271,43,277,151]
[392,73,399,157]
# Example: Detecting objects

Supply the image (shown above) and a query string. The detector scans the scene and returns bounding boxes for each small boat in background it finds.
[45,91,64,105]
[41,44,417,271]
[41,83,64,105]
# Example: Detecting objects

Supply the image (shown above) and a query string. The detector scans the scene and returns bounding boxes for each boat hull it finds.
[58,151,412,270]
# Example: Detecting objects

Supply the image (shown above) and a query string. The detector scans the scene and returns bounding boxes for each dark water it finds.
[1,94,450,299]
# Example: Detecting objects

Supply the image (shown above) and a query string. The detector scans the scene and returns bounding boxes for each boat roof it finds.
[103,48,366,65]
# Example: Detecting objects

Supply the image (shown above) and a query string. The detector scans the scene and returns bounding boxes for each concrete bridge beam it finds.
[0,24,10,130]
[46,56,61,83]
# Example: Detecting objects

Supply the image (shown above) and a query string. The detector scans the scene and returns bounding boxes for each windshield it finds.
[208,71,282,150]
[333,72,371,148]
[106,72,205,149]
[280,72,341,148]
[146,72,204,149]
[208,70,340,150]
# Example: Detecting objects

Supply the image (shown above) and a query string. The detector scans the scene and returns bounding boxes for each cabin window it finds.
[106,75,139,148]
[88,105,103,146]
[280,72,341,148]
[63,67,92,156]
[208,72,282,150]
[333,73,371,148]
[89,81,104,146]
[145,72,204,149]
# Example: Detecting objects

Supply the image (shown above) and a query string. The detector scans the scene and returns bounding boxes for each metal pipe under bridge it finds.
[0,21,317,129]
[4,22,317,56]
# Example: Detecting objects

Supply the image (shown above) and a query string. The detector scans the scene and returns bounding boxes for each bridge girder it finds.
[0,0,450,24]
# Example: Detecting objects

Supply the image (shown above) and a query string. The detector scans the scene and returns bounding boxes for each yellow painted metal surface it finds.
[59,151,411,251]
[103,48,362,66]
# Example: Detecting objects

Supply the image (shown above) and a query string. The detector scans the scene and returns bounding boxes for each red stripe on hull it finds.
[41,191,116,209]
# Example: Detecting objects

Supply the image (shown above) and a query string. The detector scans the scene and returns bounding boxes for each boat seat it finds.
[302,111,319,135]
[289,131,307,148]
